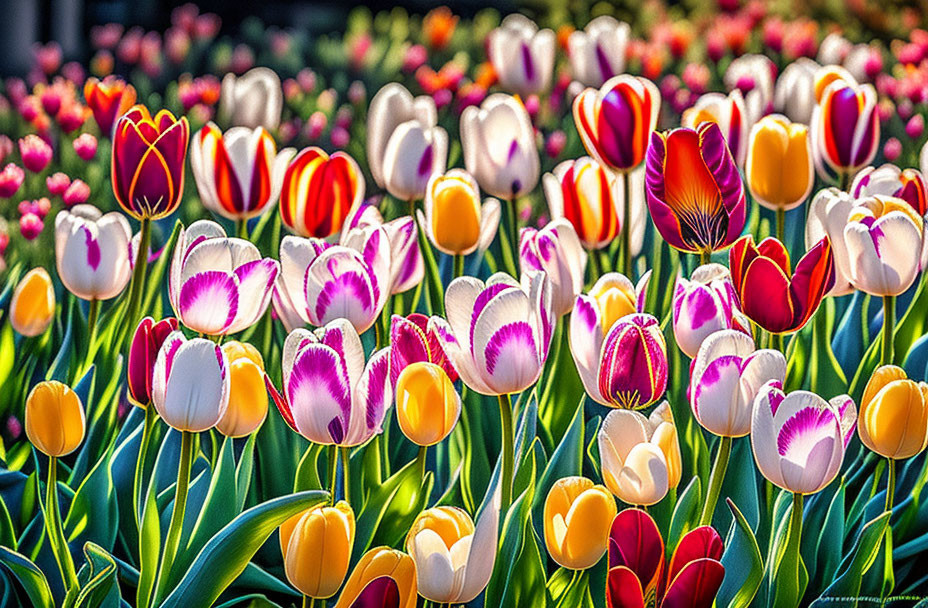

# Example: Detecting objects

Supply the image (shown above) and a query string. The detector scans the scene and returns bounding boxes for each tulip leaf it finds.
[667,475,701,551]
[45,297,75,383]
[806,481,846,595]
[547,567,593,608]
[159,490,328,608]
[235,433,257,513]
[63,442,119,552]
[0,322,14,390]
[64,542,120,608]
[769,495,808,608]
[810,511,891,607]
[139,220,183,326]
[0,545,54,608]
[806,303,848,396]
[717,498,763,608]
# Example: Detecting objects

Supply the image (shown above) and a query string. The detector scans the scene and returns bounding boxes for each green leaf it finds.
[160,490,328,608]
[65,542,120,608]
[811,511,891,607]
[292,444,324,493]
[0,545,54,608]
[770,495,808,608]
[548,567,592,608]
[532,398,584,540]
[667,476,701,551]
[64,444,119,552]
[235,434,257,513]
[717,498,763,608]
[0,322,14,389]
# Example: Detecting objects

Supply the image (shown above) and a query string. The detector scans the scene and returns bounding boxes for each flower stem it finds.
[498,393,514,511]
[327,445,338,504]
[45,457,78,591]
[885,458,896,512]
[453,254,464,280]
[621,170,632,278]
[699,249,711,267]
[500,198,519,277]
[133,405,158,530]
[789,491,804,557]
[236,218,248,239]
[155,430,194,600]
[82,297,100,372]
[125,217,151,338]
[882,295,895,367]
[775,207,785,243]
[340,446,351,506]
[417,445,427,479]
[699,435,732,526]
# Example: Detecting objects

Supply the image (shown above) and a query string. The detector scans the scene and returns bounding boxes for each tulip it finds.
[813,65,857,104]
[25,380,85,458]
[728,235,835,335]
[280,501,355,599]
[810,79,879,186]
[63,180,90,207]
[859,366,928,460]
[83,76,137,136]
[127,317,180,407]
[422,169,500,257]
[405,501,499,604]
[168,220,279,335]
[746,115,814,225]
[682,90,749,167]
[606,508,724,608]
[487,14,555,96]
[645,122,746,258]
[672,264,751,359]
[219,67,283,130]
[10,267,55,337]
[543,157,619,251]
[520,219,587,317]
[395,362,461,447]
[19,135,52,173]
[73,133,98,161]
[341,205,422,296]
[818,32,852,65]
[389,313,457,388]
[47,172,70,196]
[598,402,681,505]
[724,54,775,125]
[567,16,630,87]
[334,547,417,608]
[804,188,855,295]
[279,147,364,239]
[190,122,295,223]
[0,163,25,198]
[367,84,436,186]
[774,57,819,124]
[54,204,132,301]
[267,320,390,447]
[851,164,928,216]
[20,213,43,240]
[543,476,616,570]
[216,341,268,437]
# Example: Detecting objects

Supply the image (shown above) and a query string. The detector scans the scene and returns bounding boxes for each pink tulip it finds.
[46,172,70,196]
[73,133,98,161]
[19,135,52,173]
[63,180,90,207]
[390,313,458,387]
[0,164,24,198]
[127,317,179,406]
[20,212,43,240]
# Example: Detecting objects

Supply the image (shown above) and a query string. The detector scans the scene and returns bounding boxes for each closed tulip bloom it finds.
[216,341,267,437]
[543,157,619,250]
[746,115,814,211]
[544,476,616,570]
[10,267,55,337]
[844,196,927,296]
[430,272,554,396]
[267,320,390,447]
[645,122,746,255]
[367,84,437,190]
[395,362,461,446]
[751,382,857,494]
[805,188,855,295]
[54,204,132,301]
[691,330,787,437]
[83,76,137,136]
[460,94,539,199]
[341,206,422,296]
[127,316,179,407]
[389,313,457,386]
[152,331,230,432]
[380,120,447,202]
[25,381,85,457]
[598,402,681,505]
[682,90,749,167]
[520,219,587,317]
[279,147,364,239]
[723,54,775,126]
[774,57,820,125]
[487,14,555,96]
[422,169,500,256]
[335,547,417,608]
[405,501,499,604]
[280,501,355,599]
[567,16,630,87]
[190,123,295,221]
[219,67,283,130]
[811,79,879,184]
[851,164,928,216]
[573,75,660,173]
[673,264,751,359]
[729,235,835,334]
[859,365,928,460]
[168,221,279,335]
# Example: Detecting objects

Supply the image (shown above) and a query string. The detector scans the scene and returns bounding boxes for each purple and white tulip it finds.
[54,204,132,301]
[805,188,855,295]
[519,219,587,317]
[672,263,751,359]
[487,14,555,97]
[152,331,230,432]
[342,203,423,295]
[567,16,630,88]
[724,54,775,126]
[773,58,819,125]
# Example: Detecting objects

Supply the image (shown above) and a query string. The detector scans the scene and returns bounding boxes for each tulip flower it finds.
[389,313,457,387]
[267,320,390,447]
[673,264,752,359]
[83,76,137,136]
[543,476,616,570]
[728,235,835,335]
[487,14,555,96]
[0,163,25,198]
[19,135,52,173]
[128,316,180,407]
[73,133,97,161]
[26,380,85,458]
[520,219,587,317]
[395,362,461,447]
[813,65,857,104]
[190,122,295,223]
[860,366,928,460]
[851,164,928,216]
[543,156,619,251]
[746,115,814,223]
[219,67,283,130]
[598,402,681,505]
[152,331,230,432]
[606,508,724,608]
[341,205,422,296]
[567,16,630,87]
[168,220,279,335]
[10,267,55,337]
[405,501,499,604]
[280,501,355,599]
[774,57,819,125]
[54,204,132,301]
[810,79,879,186]
[422,169,500,257]
[334,547,417,608]
[804,188,855,295]
[279,147,364,239]
[682,90,749,166]
[460,94,539,200]
[645,122,747,258]
[723,53,775,125]
[367,84,435,186]
[216,341,268,437]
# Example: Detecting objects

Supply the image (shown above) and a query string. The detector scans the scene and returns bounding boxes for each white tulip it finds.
[54,204,132,301]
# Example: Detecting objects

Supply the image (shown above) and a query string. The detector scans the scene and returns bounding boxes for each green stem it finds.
[453,254,464,280]
[340,446,351,506]
[776,207,785,243]
[621,170,632,278]
[133,405,157,530]
[155,431,194,600]
[498,393,514,512]
[882,295,895,367]
[699,249,711,267]
[236,218,248,239]
[81,298,100,373]
[327,445,338,504]
[413,203,444,315]
[46,457,78,591]
[588,247,601,281]
[125,217,151,337]
[885,458,896,512]
[500,198,519,277]
[788,492,804,562]
[417,445,427,479]
[699,435,732,526]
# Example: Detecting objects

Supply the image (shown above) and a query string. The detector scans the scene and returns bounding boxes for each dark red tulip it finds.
[127,316,179,406]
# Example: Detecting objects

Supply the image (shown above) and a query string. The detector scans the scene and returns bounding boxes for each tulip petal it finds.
[608,508,663,590]
[661,558,725,608]
[178,271,239,335]
[287,342,352,445]
[605,566,646,608]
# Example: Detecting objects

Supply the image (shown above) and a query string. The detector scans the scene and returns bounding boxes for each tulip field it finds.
[3,0,928,606]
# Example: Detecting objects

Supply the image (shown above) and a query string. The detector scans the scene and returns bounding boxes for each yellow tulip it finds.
[424,169,495,257]
[395,362,461,446]
[216,341,268,437]
[588,273,637,335]
[746,115,813,211]
[280,501,355,599]
[334,546,417,608]
[859,365,928,460]
[10,268,55,337]
[543,476,616,570]
[25,381,85,457]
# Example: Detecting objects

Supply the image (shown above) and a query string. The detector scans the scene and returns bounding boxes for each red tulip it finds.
[127,316,179,407]
[83,76,138,136]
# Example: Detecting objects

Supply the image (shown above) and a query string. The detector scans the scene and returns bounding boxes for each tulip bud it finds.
[519,219,587,317]
[279,147,364,239]
[682,90,749,166]
[423,169,499,257]
[127,316,179,407]
[859,366,928,460]
[746,115,813,211]
[280,501,355,599]
[83,76,137,136]
[19,135,53,173]
[334,546,417,608]
[543,476,616,570]
[811,79,879,185]
[54,205,132,301]
[25,380,85,457]
[216,341,268,437]
[598,313,667,409]
[672,264,751,358]
[10,267,55,337]
[567,16,629,87]
[487,15,555,96]
[395,362,460,447]
[219,67,283,131]
[542,156,619,251]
